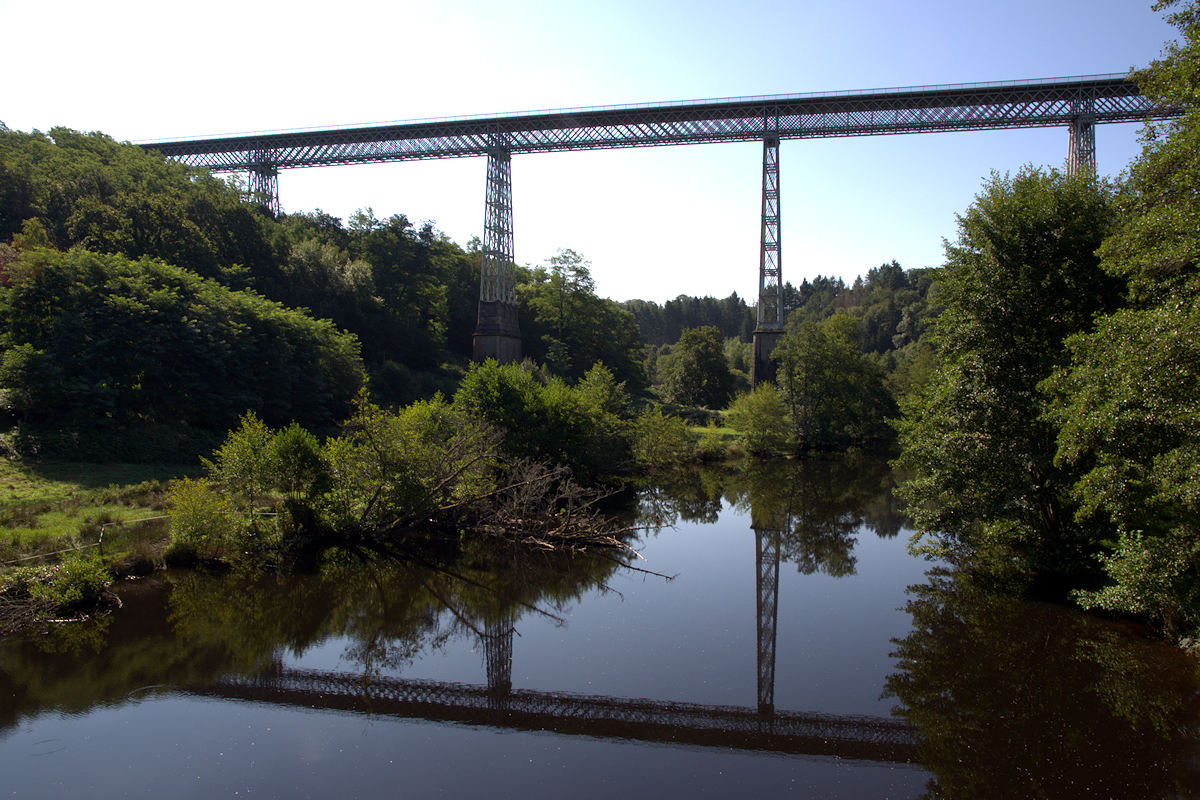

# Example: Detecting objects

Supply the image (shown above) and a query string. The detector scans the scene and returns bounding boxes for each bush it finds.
[1,552,113,628]
[167,477,236,558]
[452,359,631,478]
[725,383,790,454]
[1075,529,1200,638]
[630,408,695,469]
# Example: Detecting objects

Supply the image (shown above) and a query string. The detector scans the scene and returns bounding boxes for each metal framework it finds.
[247,151,280,216]
[140,74,1177,370]
[483,615,514,703]
[757,135,782,330]
[1067,98,1097,176]
[142,75,1175,173]
[472,142,522,363]
[755,526,782,717]
[479,143,516,304]
[192,666,919,763]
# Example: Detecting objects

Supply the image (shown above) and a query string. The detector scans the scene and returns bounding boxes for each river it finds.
[1,455,1198,798]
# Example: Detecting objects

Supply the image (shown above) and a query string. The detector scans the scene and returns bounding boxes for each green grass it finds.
[0,458,198,566]
[689,424,739,441]
[0,460,193,506]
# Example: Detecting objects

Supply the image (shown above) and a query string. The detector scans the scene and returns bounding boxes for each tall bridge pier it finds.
[482,615,515,707]
[248,149,280,217]
[752,134,784,387]
[473,143,522,363]
[1067,98,1097,176]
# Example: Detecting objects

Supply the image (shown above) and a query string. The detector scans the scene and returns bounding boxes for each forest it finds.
[1,0,1198,645]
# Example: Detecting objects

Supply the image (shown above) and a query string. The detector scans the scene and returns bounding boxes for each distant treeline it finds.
[628,262,941,424]
[624,264,939,352]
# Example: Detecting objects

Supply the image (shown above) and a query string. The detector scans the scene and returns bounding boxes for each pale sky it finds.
[0,0,1179,302]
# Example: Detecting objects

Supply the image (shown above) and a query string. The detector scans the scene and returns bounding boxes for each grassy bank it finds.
[0,459,197,565]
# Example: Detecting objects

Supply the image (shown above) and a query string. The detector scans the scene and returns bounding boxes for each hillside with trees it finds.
[0,128,645,459]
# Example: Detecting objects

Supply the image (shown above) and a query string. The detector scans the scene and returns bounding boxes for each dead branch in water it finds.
[459,459,641,553]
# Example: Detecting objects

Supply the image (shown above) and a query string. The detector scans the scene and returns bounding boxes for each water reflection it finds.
[642,453,905,577]
[885,570,1200,799]
[0,538,627,733]
[3,455,1199,794]
[190,665,919,763]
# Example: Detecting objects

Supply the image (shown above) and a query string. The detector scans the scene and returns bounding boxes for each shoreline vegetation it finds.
[0,355,898,635]
[2,4,1198,649]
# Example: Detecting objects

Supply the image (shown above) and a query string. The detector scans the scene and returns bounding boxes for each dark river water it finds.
[2,456,1198,798]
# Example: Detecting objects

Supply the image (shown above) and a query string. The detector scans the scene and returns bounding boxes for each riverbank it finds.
[1,459,197,561]
[0,458,201,632]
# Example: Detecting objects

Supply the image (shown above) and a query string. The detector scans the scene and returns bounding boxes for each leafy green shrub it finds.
[204,413,278,520]
[725,383,790,454]
[1075,530,1200,638]
[321,394,501,532]
[167,477,236,558]
[695,422,734,461]
[270,422,328,501]
[630,408,695,469]
[27,553,110,614]
[452,360,630,478]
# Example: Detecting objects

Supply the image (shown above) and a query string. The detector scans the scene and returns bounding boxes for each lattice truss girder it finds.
[479,146,516,304]
[145,76,1175,173]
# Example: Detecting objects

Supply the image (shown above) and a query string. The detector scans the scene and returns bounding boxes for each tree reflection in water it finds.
[0,534,629,732]
[5,457,1200,790]
[885,570,1200,799]
[641,452,906,577]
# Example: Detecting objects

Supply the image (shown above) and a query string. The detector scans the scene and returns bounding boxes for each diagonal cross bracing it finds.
[142,75,1177,173]
[757,135,782,331]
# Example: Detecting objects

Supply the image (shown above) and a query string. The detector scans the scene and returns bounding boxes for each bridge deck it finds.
[143,74,1177,172]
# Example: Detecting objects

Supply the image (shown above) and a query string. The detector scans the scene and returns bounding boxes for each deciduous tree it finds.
[896,167,1118,578]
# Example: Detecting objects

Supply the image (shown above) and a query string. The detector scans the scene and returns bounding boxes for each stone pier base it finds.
[751,328,784,386]
[473,301,522,363]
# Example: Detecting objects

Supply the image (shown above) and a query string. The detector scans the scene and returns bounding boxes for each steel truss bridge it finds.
[187,664,919,765]
[142,74,1179,380]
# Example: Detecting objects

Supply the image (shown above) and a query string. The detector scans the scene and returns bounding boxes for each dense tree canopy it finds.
[1044,0,1200,634]
[0,128,499,433]
[896,168,1119,580]
[622,293,755,347]
[0,128,275,283]
[658,326,735,409]
[0,249,365,460]
[773,315,896,449]
[517,249,644,389]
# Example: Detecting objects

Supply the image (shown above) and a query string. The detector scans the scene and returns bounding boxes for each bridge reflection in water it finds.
[189,665,918,764]
[185,508,917,766]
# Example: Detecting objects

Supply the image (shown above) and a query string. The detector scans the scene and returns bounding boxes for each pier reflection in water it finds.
[1,455,1198,798]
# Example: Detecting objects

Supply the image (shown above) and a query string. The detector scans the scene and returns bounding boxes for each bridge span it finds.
[141,75,1179,381]
[186,665,920,765]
